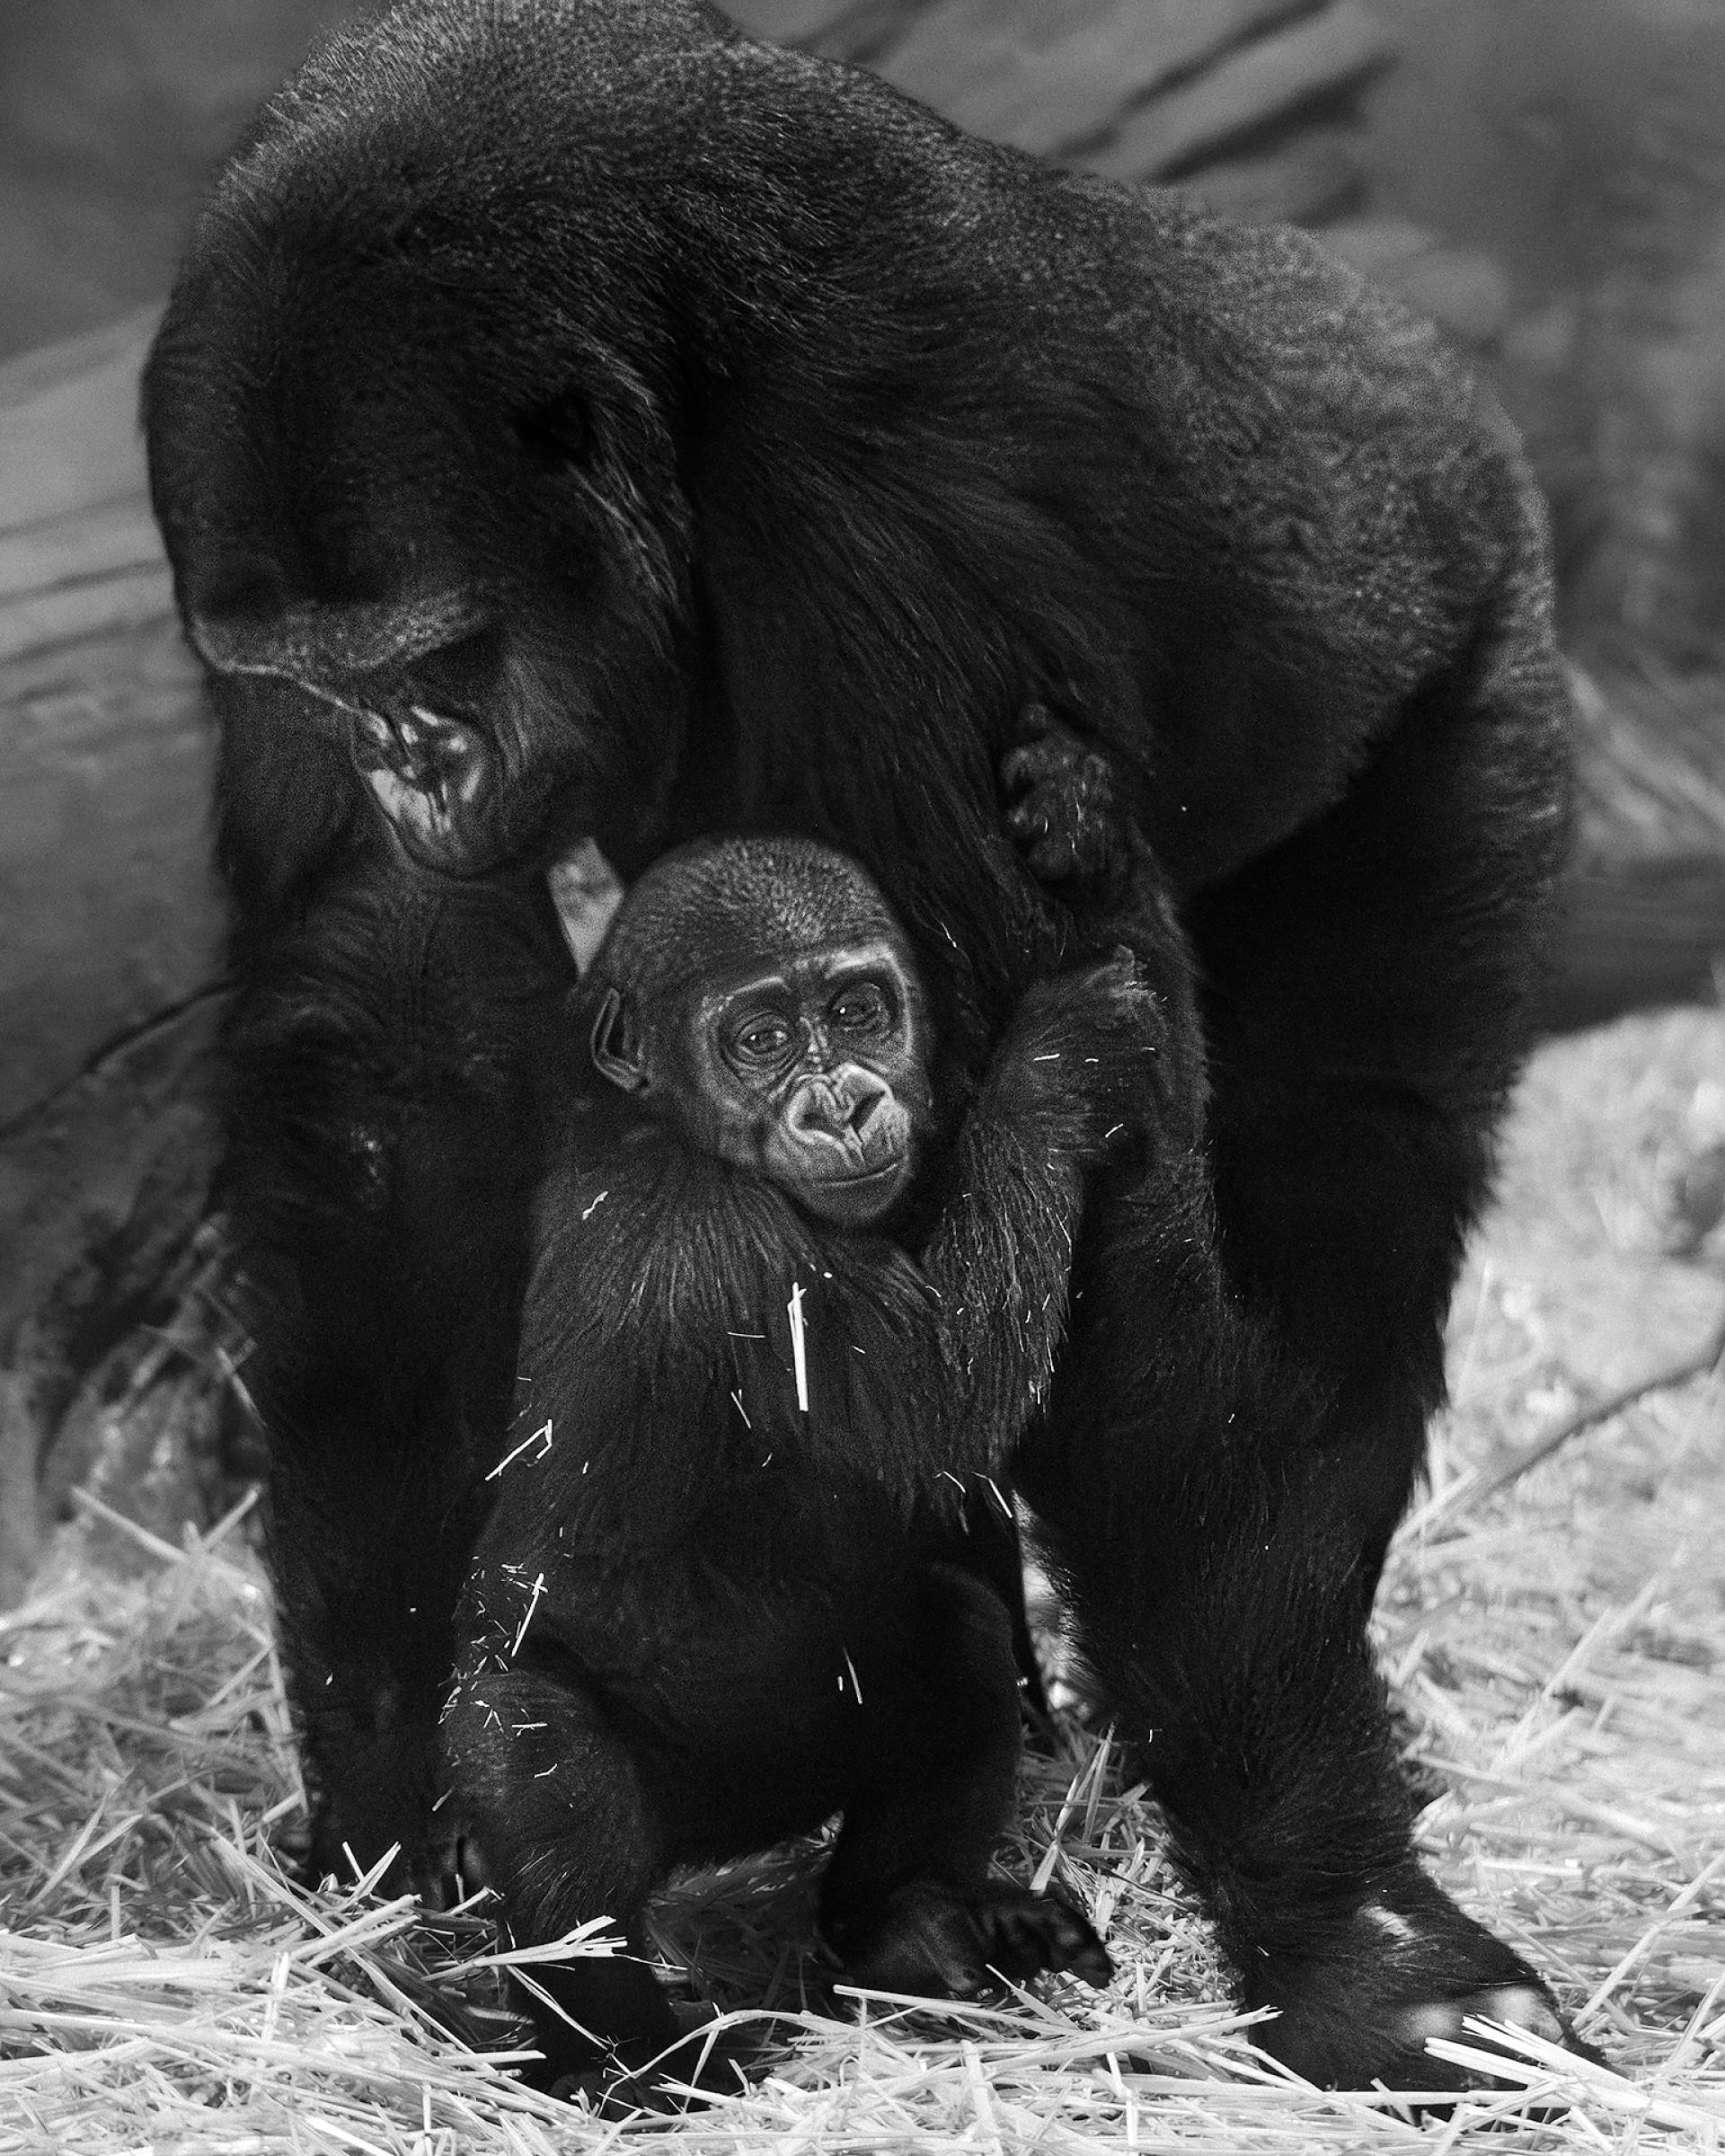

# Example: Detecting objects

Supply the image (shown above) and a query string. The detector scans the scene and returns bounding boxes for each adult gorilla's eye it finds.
[511,387,592,472]
[830,983,889,1033]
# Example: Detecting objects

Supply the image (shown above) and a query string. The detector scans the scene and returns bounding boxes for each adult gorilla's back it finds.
[144,0,1579,2091]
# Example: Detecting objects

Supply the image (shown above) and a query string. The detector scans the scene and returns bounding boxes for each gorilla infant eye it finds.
[511,387,592,472]
[731,1014,792,1065]
[830,982,890,1035]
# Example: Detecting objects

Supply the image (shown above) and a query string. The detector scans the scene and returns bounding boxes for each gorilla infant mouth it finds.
[793,1152,912,1226]
[808,1153,908,1195]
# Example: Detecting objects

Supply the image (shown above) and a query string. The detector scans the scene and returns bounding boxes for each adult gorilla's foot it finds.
[1249,1869,1601,2091]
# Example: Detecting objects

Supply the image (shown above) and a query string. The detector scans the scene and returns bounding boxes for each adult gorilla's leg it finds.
[226,870,567,1884]
[1190,650,1570,1589]
[1020,627,1576,2086]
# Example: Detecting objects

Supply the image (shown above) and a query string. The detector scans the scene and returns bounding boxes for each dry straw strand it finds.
[4,1008,1724,2151]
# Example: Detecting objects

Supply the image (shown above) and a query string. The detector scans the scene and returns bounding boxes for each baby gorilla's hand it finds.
[990,948,1162,1162]
[1001,705,1129,897]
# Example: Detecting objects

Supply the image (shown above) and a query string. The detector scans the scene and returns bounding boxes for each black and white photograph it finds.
[1,2,1722,2147]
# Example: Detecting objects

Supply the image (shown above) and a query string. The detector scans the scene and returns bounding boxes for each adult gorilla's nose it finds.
[182,568,492,690]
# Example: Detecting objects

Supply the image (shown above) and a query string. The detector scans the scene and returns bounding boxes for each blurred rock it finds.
[1321,216,1512,345]
[0,0,353,358]
[1321,212,1439,277]
[1079,1,1392,182]
[721,0,926,64]
[1389,243,1513,345]
[1180,125,1367,227]
[0,314,213,1127]
[722,0,876,40]
[1500,295,1582,380]
[877,0,1314,160]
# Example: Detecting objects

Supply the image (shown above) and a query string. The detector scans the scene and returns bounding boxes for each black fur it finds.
[220,859,574,1871]
[447,839,1137,2088]
[143,0,1579,2089]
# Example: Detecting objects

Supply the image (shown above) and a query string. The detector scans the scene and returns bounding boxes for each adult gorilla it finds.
[143,0,1578,2090]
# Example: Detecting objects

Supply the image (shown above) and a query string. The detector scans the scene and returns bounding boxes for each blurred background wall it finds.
[8,0,1725,662]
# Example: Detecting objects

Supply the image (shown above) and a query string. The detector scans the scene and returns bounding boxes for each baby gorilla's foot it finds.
[547,2002,757,2116]
[1001,705,1128,896]
[832,1878,1113,1997]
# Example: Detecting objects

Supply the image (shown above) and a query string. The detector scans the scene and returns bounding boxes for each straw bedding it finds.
[4,1005,1722,2153]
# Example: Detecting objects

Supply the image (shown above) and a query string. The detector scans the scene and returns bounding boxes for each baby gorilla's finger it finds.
[1027,840,1078,880]
[1000,740,1051,795]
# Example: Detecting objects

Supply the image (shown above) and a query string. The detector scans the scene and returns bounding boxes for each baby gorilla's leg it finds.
[818,1564,1112,1995]
[442,1662,703,2089]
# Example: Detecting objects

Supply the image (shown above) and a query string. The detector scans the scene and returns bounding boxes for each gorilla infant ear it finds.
[588,986,649,1093]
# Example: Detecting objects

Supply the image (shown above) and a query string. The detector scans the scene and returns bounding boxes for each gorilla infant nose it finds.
[790,1071,890,1152]
[844,1079,887,1137]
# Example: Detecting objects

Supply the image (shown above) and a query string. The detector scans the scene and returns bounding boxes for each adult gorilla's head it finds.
[144,1,749,881]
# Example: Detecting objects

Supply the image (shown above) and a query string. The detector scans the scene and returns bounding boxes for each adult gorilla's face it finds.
[143,22,706,879]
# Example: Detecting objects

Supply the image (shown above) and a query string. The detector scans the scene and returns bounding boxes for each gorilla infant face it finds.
[586,839,935,1226]
[695,941,921,1224]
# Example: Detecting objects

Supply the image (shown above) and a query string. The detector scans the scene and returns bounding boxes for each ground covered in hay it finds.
[3,1005,1722,2154]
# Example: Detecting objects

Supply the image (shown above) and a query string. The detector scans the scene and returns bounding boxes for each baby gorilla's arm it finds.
[910,950,1160,1467]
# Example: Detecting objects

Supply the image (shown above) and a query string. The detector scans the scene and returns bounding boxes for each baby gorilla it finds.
[444,834,1151,2096]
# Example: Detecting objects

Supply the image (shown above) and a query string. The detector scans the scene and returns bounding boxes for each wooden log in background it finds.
[1,0,1721,1602]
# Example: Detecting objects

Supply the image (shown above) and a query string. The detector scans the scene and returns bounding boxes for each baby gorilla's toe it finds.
[969,1881,1115,1989]
[548,2004,756,2116]
[833,1877,1111,1999]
